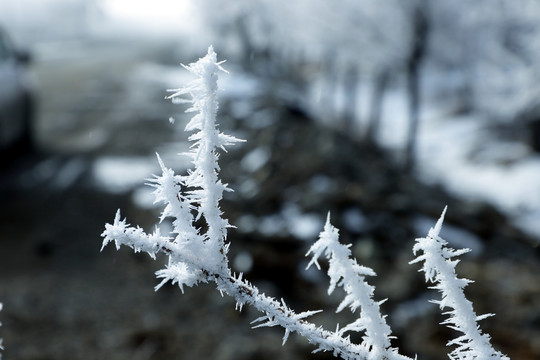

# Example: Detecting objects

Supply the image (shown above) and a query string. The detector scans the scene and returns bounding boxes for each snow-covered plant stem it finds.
[103,211,387,359]
[101,47,409,360]
[102,47,508,360]
[410,208,509,360]
[307,215,405,360]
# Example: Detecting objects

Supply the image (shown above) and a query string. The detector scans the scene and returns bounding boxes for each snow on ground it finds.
[379,80,540,242]
[236,204,324,241]
[92,156,158,194]
[308,71,540,242]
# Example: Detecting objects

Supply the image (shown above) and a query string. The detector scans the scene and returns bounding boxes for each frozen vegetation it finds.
[102,48,509,360]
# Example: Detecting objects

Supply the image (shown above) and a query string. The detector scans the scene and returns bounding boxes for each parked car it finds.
[0,25,34,154]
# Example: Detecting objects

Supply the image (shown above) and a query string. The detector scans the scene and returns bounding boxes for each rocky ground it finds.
[0,38,539,360]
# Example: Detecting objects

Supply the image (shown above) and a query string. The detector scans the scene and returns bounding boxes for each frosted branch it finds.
[103,47,399,360]
[410,207,509,360]
[307,214,404,360]
[166,46,244,272]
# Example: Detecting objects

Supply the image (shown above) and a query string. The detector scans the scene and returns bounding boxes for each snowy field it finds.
[307,73,540,243]
[382,86,540,242]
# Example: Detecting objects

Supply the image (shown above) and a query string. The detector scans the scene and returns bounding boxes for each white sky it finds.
[0,0,202,41]
[102,0,200,32]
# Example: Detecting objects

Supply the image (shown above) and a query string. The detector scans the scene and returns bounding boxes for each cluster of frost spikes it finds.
[101,47,508,360]
[306,214,406,360]
[410,207,509,360]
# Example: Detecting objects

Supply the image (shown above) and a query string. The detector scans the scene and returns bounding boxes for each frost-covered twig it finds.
[102,47,412,360]
[102,210,379,359]
[165,46,243,274]
[307,214,405,360]
[410,208,509,360]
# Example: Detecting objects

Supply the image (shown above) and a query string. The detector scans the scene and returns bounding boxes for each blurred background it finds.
[0,0,540,359]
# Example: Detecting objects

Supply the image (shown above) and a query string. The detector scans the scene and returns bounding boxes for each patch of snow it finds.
[470,141,530,165]
[259,214,287,237]
[131,185,158,210]
[241,147,271,173]
[306,68,540,243]
[238,178,259,198]
[378,85,410,149]
[92,156,157,194]
[219,70,263,100]
[229,98,256,119]
[130,62,194,89]
[236,214,258,234]
[375,78,540,244]
[238,204,324,241]
[512,208,540,239]
[233,251,254,273]
[282,204,324,241]
[413,110,540,241]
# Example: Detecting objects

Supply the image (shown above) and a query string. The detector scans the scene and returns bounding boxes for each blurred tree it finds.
[194,0,540,165]
[404,0,430,172]
[428,0,540,121]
